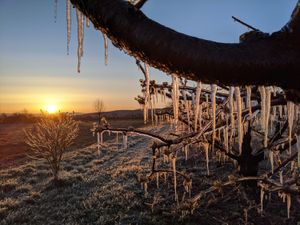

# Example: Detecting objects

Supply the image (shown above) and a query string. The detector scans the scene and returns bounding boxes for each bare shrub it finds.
[24,113,79,182]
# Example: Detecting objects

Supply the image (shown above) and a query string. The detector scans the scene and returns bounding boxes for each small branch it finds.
[232,16,259,31]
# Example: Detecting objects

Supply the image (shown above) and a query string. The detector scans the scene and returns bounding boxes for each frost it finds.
[66,0,71,55]
[235,87,243,154]
[194,82,202,131]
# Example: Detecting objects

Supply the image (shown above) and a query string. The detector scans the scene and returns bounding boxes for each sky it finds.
[0,0,297,113]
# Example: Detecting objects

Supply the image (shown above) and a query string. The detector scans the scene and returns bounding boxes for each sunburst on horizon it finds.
[44,104,58,114]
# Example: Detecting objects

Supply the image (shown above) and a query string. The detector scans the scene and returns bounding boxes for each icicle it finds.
[279,105,283,119]
[100,131,103,145]
[264,87,271,148]
[182,90,190,131]
[172,74,180,130]
[184,145,188,161]
[269,151,274,173]
[287,101,295,155]
[102,33,109,65]
[258,86,266,130]
[171,155,178,202]
[143,64,150,124]
[86,17,90,27]
[297,134,300,168]
[199,103,203,130]
[279,170,283,184]
[260,187,265,215]
[76,9,84,73]
[194,82,202,131]
[246,86,252,116]
[224,126,229,153]
[235,87,243,155]
[211,84,217,153]
[66,0,71,55]
[287,194,291,218]
[229,87,235,139]
[123,133,128,149]
[203,142,210,175]
[97,132,100,156]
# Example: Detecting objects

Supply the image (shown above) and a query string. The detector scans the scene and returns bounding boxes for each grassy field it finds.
[0,119,144,169]
[0,120,299,224]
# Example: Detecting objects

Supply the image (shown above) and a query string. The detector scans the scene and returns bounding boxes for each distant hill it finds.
[76,109,143,121]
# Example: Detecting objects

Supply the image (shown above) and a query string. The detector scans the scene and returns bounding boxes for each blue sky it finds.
[0,0,297,113]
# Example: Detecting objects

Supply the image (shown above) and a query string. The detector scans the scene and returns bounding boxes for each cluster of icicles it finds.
[140,71,300,175]
[92,123,128,156]
[139,75,300,217]
[64,0,109,72]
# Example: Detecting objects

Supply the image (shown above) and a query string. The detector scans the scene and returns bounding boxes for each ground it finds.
[0,120,299,225]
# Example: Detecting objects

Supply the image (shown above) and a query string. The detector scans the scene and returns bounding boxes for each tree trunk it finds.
[71,0,300,101]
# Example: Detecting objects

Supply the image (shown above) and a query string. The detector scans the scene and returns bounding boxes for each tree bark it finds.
[71,0,300,100]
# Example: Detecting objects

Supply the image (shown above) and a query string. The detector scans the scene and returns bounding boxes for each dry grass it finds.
[0,123,299,225]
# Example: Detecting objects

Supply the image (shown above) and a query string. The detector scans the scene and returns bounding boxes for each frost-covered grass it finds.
[0,124,299,225]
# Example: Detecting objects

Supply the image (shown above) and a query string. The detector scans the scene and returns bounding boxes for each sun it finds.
[45,104,58,114]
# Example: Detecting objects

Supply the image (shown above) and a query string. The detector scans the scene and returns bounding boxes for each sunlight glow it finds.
[45,104,58,114]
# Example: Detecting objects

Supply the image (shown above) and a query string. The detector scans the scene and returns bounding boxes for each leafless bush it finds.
[24,113,79,182]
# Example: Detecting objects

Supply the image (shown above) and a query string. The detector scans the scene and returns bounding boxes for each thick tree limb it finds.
[71,0,300,100]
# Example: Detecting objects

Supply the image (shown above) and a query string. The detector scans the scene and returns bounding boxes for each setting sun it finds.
[45,104,58,114]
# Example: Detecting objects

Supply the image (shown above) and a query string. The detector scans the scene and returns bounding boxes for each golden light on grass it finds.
[44,104,58,114]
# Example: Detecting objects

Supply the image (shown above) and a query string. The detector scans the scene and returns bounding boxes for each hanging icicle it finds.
[97,132,100,156]
[235,87,243,155]
[76,9,84,73]
[287,101,295,155]
[203,142,210,175]
[264,87,271,148]
[171,74,180,130]
[269,150,274,173]
[123,133,128,149]
[171,155,178,202]
[102,33,109,65]
[258,86,266,130]
[194,82,202,131]
[229,87,235,140]
[287,194,291,219]
[66,0,71,55]
[143,64,150,124]
[246,86,252,116]
[211,84,217,153]
[86,17,90,27]
[297,134,300,168]
[182,89,190,131]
